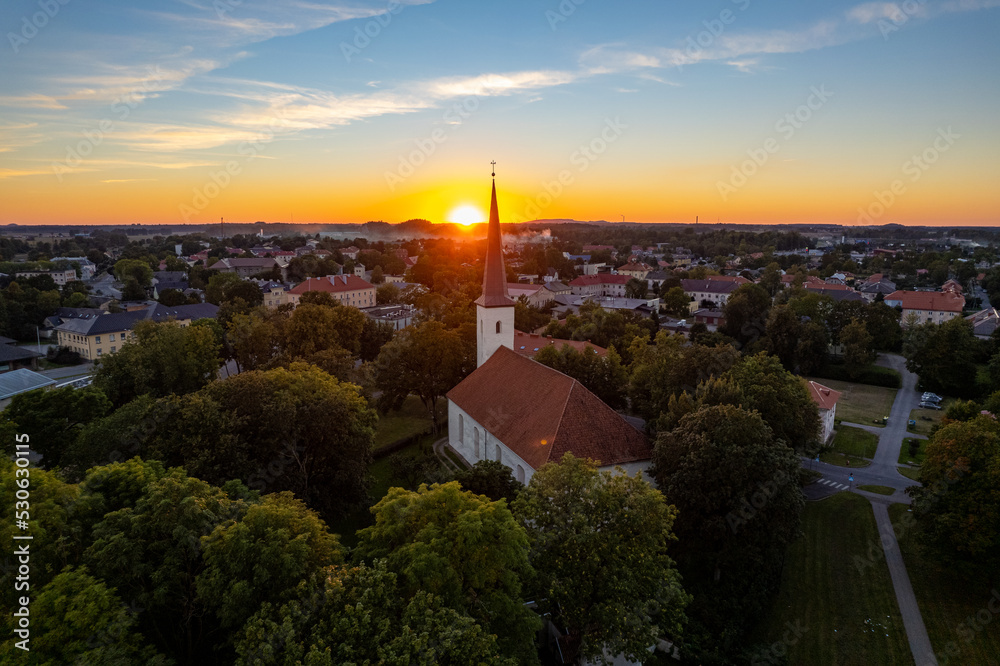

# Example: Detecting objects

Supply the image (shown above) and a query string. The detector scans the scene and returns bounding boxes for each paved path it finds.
[37,362,94,380]
[432,437,468,473]
[872,502,938,665]
[801,353,937,664]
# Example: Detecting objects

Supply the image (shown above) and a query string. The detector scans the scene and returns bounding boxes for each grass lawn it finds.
[858,485,895,495]
[807,377,897,428]
[907,405,947,436]
[831,425,879,459]
[373,395,443,451]
[898,438,927,467]
[750,493,912,665]
[330,433,445,547]
[820,450,872,468]
[897,466,922,482]
[888,504,1000,664]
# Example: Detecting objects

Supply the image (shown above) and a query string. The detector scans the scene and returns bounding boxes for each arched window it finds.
[458,414,464,443]
[474,429,480,458]
[496,320,501,334]
[494,442,502,462]
[516,465,525,484]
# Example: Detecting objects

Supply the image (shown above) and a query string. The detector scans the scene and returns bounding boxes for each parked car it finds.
[921,393,943,403]
[919,401,942,410]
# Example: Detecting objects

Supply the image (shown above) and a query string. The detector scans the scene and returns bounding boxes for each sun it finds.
[447,204,485,226]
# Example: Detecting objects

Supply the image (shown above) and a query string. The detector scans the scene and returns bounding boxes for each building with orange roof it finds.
[884,290,965,326]
[286,274,375,309]
[807,380,842,443]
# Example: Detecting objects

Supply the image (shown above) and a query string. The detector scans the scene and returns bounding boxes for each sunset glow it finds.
[0,1,997,227]
[447,205,485,227]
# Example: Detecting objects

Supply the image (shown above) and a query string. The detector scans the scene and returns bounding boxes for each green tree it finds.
[911,414,1000,575]
[625,277,648,299]
[1,385,111,468]
[759,261,783,297]
[721,283,772,348]
[652,404,804,656]
[83,468,246,665]
[1,566,169,665]
[661,285,690,317]
[841,316,875,378]
[723,352,821,450]
[226,311,277,372]
[93,320,221,407]
[374,320,472,430]
[534,343,629,410]
[903,317,980,397]
[454,459,524,503]
[205,272,243,305]
[796,320,829,375]
[197,492,343,633]
[359,317,396,363]
[376,282,401,304]
[120,277,147,301]
[760,304,802,370]
[235,561,516,666]
[202,363,377,517]
[355,481,540,662]
[113,258,153,287]
[512,454,688,664]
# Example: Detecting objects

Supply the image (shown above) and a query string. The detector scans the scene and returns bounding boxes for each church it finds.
[446,176,652,484]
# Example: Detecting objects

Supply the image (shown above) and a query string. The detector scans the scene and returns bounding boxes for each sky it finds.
[1,0,998,228]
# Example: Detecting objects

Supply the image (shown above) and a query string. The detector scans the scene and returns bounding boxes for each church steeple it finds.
[475,166,515,367]
[474,175,514,308]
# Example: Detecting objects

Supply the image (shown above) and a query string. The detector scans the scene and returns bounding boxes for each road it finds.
[800,352,938,665]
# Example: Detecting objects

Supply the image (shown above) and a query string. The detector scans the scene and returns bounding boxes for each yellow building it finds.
[53,303,218,361]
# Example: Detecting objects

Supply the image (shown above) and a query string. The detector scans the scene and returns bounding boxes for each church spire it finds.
[474,170,514,308]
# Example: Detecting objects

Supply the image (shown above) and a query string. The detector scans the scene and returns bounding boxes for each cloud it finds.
[0,95,67,110]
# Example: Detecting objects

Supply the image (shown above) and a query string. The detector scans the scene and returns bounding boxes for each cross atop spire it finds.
[474,174,513,308]
[491,160,496,177]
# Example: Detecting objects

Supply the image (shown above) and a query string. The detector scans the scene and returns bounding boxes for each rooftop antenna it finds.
[221,217,224,240]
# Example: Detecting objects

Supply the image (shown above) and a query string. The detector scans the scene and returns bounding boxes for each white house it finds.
[808,380,843,444]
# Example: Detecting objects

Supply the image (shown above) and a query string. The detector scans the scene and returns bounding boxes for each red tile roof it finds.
[805,281,850,291]
[807,381,842,411]
[512,331,608,358]
[447,346,649,470]
[886,290,965,313]
[288,274,373,294]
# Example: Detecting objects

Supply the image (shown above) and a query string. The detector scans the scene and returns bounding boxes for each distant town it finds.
[2,212,998,664]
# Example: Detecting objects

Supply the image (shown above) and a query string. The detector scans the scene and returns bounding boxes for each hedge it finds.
[812,362,902,388]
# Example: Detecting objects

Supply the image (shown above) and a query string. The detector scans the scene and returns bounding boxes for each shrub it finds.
[812,360,902,388]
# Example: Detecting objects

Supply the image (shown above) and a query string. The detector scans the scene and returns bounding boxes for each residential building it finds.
[53,303,219,361]
[511,332,607,358]
[50,256,96,280]
[257,281,289,308]
[803,284,865,302]
[885,290,965,326]
[808,381,842,444]
[210,257,280,279]
[15,268,77,286]
[362,304,416,330]
[680,277,747,310]
[341,246,361,260]
[616,262,651,279]
[967,307,999,340]
[858,274,897,302]
[286,274,376,308]
[568,274,629,298]
[0,340,42,373]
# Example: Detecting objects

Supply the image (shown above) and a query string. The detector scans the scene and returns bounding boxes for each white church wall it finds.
[448,400,536,485]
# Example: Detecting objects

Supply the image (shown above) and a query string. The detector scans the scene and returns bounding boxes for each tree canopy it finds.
[512,454,688,664]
